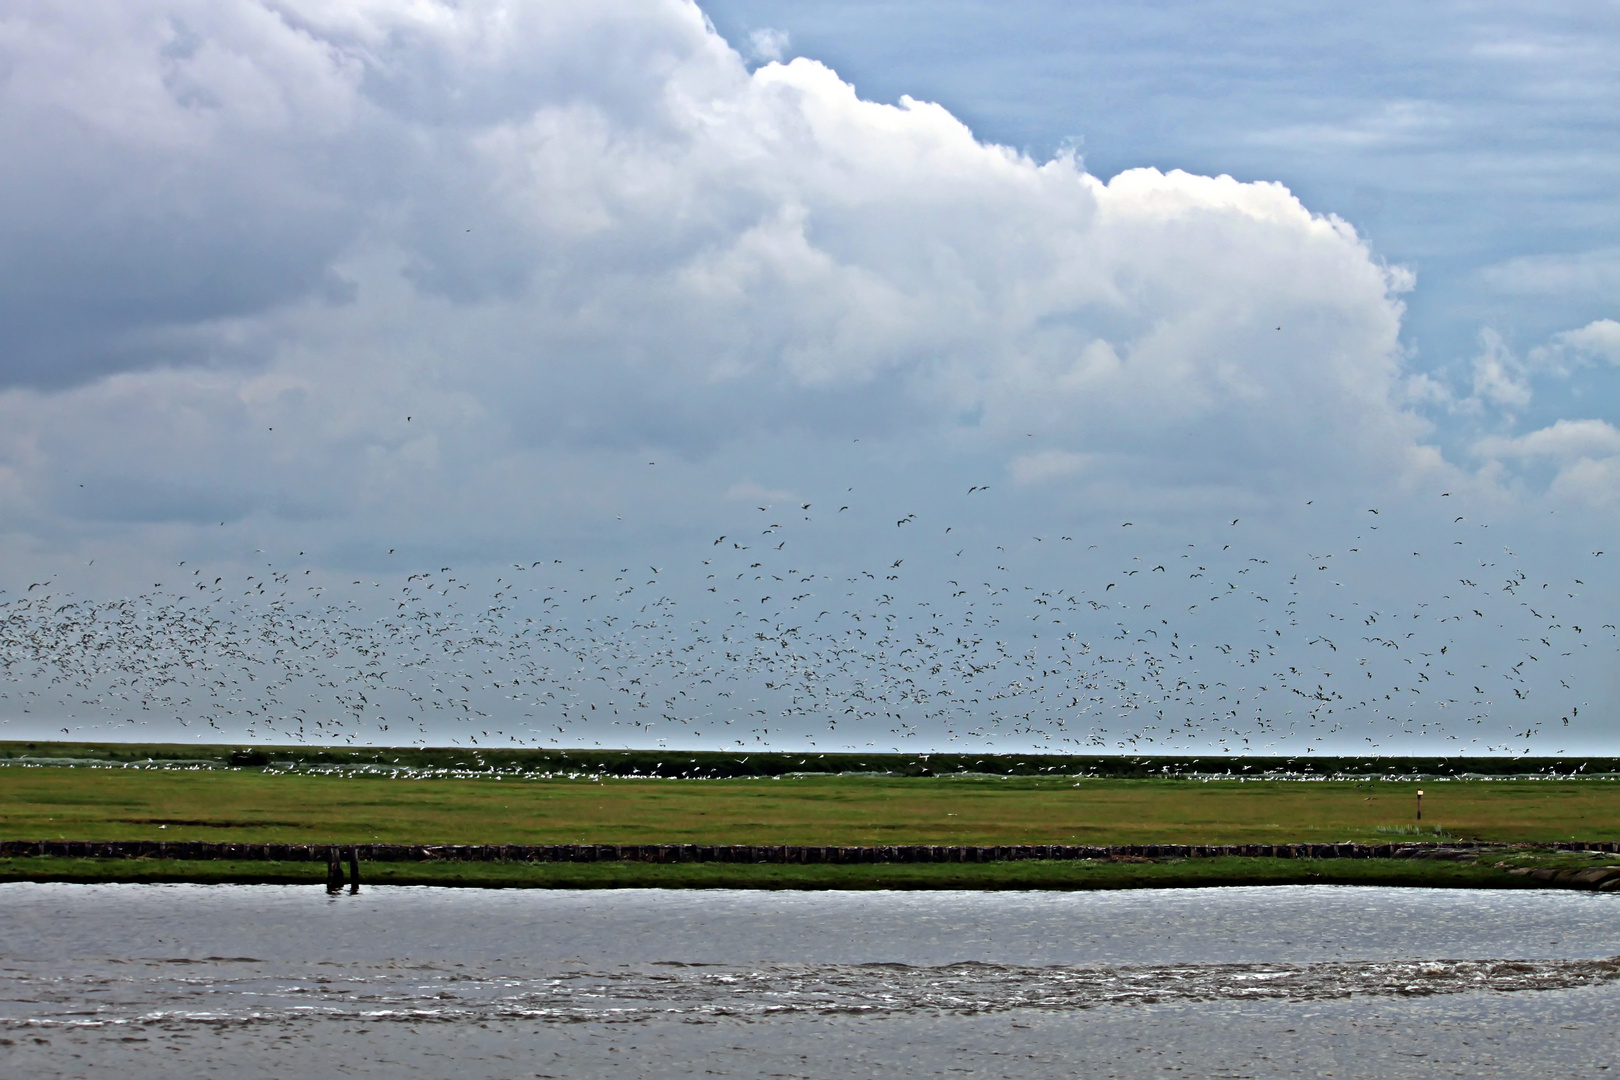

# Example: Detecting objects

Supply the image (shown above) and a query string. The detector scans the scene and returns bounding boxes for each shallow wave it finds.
[4,956,1617,1030]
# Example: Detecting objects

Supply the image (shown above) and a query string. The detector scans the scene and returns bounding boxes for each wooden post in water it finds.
[348,846,361,894]
[326,847,345,894]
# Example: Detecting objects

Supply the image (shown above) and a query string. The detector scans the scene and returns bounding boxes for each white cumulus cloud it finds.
[0,0,1434,568]
[1533,318,1620,368]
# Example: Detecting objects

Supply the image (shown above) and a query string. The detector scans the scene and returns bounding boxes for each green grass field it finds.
[3,764,1618,846]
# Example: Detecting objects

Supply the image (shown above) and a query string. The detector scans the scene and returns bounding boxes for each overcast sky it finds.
[1,0,1616,754]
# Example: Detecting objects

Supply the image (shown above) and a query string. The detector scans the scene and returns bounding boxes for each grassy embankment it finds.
[0,854,1566,891]
[2,748,1618,887]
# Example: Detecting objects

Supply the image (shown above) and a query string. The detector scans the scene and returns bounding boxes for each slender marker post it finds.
[1416,789,1425,822]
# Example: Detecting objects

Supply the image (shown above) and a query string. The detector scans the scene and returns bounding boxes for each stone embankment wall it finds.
[2,839,1616,863]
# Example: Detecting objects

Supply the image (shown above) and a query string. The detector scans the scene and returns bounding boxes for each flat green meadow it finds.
[3,764,1617,847]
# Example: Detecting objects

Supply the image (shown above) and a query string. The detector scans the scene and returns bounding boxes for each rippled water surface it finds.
[2,883,1617,1078]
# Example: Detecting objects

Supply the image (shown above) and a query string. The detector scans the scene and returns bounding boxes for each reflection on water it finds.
[1,883,1617,1078]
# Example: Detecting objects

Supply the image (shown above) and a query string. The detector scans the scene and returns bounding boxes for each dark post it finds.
[348,847,361,894]
[326,847,345,894]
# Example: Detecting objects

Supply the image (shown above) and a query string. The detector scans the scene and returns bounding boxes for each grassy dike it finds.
[0,854,1571,891]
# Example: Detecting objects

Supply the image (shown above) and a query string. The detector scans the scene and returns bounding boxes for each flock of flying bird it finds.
[0,485,1608,754]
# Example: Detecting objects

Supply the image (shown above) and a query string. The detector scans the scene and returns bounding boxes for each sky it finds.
[0,0,1617,755]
